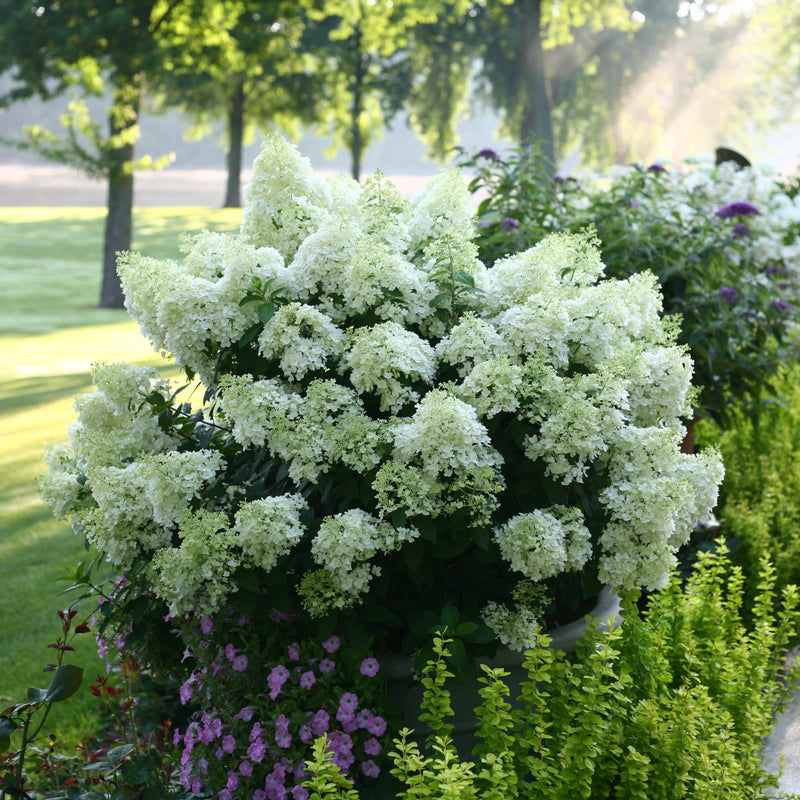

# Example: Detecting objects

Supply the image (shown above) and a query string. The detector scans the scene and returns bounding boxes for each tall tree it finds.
[157,0,319,207]
[473,0,637,166]
[0,0,219,308]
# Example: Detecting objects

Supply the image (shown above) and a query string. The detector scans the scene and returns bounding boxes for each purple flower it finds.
[772,300,791,312]
[361,759,381,779]
[476,220,492,228]
[476,147,501,162]
[179,678,194,705]
[240,760,253,777]
[247,738,266,763]
[292,787,309,800]
[715,201,759,219]
[355,709,373,728]
[732,223,750,239]
[234,706,255,722]
[199,617,213,635]
[766,264,783,276]
[268,664,290,699]
[232,654,248,672]
[359,657,380,677]
[336,706,357,730]
[319,658,335,674]
[648,163,666,173]
[299,670,316,689]
[222,734,236,754]
[253,792,267,800]
[249,722,263,742]
[225,643,237,661]
[275,729,292,748]
[287,642,300,661]
[321,635,340,653]
[363,737,382,756]
[311,710,330,737]
[226,771,239,791]
[339,692,359,711]
[718,286,740,304]
[299,723,313,743]
[501,217,519,231]
[366,715,387,736]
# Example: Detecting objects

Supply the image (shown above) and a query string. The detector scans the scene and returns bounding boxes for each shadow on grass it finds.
[0,373,96,416]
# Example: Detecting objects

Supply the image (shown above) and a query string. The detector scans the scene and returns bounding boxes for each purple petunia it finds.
[366,715,387,736]
[363,737,382,756]
[199,617,213,635]
[339,692,359,711]
[247,738,266,763]
[359,657,380,678]
[319,658,335,674]
[715,201,759,219]
[287,642,300,661]
[292,787,309,800]
[299,670,316,689]
[222,735,236,754]
[232,654,248,672]
[311,709,330,737]
[321,635,341,654]
[268,665,290,699]
[361,759,381,779]
[718,287,740,304]
[239,760,253,777]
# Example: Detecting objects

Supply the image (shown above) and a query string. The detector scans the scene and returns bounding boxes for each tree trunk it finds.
[517,0,555,169]
[99,87,140,310]
[223,78,246,208]
[350,25,364,183]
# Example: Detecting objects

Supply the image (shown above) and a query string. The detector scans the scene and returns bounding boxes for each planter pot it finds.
[382,587,621,759]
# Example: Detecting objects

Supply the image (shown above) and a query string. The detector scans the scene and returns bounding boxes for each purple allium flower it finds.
[366,716,387,736]
[363,737,382,756]
[360,657,380,677]
[222,735,236,754]
[319,658,335,674]
[299,670,316,689]
[476,147,501,162]
[199,617,213,634]
[232,654,248,672]
[321,635,341,653]
[715,201,759,218]
[311,710,330,737]
[501,217,520,231]
[648,163,666,173]
[718,286,740,304]
[361,760,381,779]
[772,300,790,312]
[732,223,750,238]
[287,642,300,661]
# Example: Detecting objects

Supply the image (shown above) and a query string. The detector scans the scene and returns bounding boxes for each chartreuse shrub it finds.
[302,543,800,799]
[697,363,800,623]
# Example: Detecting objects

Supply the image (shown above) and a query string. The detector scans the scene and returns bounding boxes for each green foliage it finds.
[303,735,361,800]
[310,544,800,799]
[699,364,800,622]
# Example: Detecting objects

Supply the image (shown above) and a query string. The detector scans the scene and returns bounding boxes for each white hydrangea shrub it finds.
[41,135,724,650]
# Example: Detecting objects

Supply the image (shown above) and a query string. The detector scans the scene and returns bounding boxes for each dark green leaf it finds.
[45,664,83,702]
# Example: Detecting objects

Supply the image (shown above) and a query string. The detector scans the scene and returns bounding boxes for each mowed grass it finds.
[0,206,241,744]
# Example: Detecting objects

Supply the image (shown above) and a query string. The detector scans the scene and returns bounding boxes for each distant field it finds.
[0,207,241,744]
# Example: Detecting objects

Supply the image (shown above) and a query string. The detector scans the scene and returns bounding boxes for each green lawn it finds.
[0,206,241,744]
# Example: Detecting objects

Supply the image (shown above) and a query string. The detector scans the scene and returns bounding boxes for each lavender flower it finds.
[732,223,750,239]
[501,217,520,231]
[715,201,759,218]
[476,147,501,162]
[718,287,740,304]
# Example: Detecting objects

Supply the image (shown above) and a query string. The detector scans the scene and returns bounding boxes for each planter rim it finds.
[382,585,622,678]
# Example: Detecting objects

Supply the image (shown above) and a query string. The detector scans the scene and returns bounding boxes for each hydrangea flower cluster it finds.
[41,134,723,660]
[174,613,387,799]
